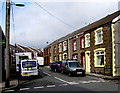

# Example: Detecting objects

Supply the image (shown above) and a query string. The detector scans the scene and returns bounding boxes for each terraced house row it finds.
[44,10,120,77]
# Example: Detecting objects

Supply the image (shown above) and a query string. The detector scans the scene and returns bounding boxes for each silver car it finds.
[61,60,85,76]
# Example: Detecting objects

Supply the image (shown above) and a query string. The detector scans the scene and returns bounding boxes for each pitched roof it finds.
[10,44,23,52]
[45,10,120,48]
[16,44,33,52]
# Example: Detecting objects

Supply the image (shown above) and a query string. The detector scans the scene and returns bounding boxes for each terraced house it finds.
[44,10,120,77]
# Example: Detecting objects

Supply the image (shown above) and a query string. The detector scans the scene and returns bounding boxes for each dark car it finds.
[49,61,62,72]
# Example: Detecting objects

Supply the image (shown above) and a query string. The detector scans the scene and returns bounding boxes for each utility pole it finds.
[5,0,10,87]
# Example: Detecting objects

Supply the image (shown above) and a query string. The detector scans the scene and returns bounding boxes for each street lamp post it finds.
[5,0,24,87]
[5,0,10,88]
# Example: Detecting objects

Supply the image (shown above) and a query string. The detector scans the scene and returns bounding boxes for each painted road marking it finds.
[20,88,30,91]
[79,80,105,84]
[43,72,51,76]
[55,76,106,85]
[69,82,79,85]
[59,84,68,86]
[54,77,70,84]
[5,90,14,92]
[47,85,56,88]
[34,86,44,89]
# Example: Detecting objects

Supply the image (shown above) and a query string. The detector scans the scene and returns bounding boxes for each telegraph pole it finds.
[5,0,10,87]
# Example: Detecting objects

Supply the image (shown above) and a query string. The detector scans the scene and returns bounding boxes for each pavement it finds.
[86,72,120,81]
[1,66,119,91]
[0,79,18,91]
[0,78,31,92]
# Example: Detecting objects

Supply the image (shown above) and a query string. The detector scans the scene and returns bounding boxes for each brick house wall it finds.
[43,10,120,76]
[84,24,113,75]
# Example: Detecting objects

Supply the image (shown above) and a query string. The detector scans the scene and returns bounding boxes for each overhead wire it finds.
[32,0,76,29]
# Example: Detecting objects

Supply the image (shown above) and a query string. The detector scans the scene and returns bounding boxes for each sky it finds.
[0,0,119,49]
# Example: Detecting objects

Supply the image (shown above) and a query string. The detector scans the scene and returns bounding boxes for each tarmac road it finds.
[2,67,119,93]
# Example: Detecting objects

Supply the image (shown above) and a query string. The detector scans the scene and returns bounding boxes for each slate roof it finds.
[45,10,120,48]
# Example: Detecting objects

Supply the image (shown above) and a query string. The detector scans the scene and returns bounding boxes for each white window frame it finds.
[95,28,103,45]
[63,53,67,60]
[59,54,62,61]
[85,33,90,48]
[63,41,67,51]
[81,37,84,48]
[54,56,56,61]
[94,48,105,67]
[58,43,62,52]
[72,54,78,60]
[73,40,77,51]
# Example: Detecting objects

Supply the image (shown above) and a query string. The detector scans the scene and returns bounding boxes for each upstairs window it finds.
[80,36,84,49]
[95,28,103,45]
[73,40,77,51]
[54,46,57,54]
[58,43,62,52]
[85,34,90,48]
[63,41,67,51]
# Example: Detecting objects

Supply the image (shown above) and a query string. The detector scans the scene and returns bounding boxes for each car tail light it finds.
[57,64,60,66]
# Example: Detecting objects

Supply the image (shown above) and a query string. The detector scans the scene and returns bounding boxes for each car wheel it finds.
[82,72,86,76]
[68,72,72,77]
[49,67,52,71]
[61,70,64,74]
[54,69,57,72]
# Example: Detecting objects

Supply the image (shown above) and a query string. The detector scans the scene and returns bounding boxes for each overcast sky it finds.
[0,0,119,49]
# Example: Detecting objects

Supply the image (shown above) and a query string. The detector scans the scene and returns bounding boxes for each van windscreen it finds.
[22,61,36,68]
[69,62,81,67]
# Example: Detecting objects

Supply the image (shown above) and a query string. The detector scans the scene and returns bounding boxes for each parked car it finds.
[49,61,62,72]
[61,59,85,76]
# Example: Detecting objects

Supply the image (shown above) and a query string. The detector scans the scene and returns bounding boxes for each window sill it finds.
[80,48,84,50]
[73,50,77,52]
[95,65,104,67]
[63,49,67,51]
[95,42,103,45]
[85,46,90,48]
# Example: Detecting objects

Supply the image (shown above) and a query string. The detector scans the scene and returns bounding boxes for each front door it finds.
[81,52,85,68]
[85,51,90,73]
